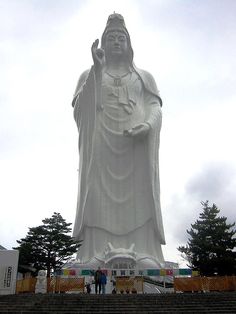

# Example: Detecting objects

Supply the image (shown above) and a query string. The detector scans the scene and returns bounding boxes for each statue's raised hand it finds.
[91,39,104,72]
[124,123,150,139]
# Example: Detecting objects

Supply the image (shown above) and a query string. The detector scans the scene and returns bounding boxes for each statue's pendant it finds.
[114,77,122,86]
[105,70,131,87]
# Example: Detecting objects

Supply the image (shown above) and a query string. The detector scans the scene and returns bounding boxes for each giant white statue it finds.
[72,13,165,268]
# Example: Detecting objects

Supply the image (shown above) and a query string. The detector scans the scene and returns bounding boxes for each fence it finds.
[16,276,143,294]
[17,274,236,294]
[174,276,236,292]
[16,277,85,294]
[16,277,37,294]
[115,276,143,293]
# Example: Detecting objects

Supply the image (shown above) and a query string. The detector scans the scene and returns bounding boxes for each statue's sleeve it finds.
[144,95,162,130]
[72,67,96,126]
[141,71,165,244]
[141,71,162,130]
[71,67,97,239]
[72,69,90,106]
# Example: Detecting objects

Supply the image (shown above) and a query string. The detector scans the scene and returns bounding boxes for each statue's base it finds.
[64,255,166,271]
[62,257,177,294]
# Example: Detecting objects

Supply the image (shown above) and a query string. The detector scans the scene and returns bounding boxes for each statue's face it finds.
[104,31,128,59]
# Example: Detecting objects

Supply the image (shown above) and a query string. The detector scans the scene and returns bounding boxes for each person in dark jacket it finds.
[94,267,102,294]
[101,272,107,294]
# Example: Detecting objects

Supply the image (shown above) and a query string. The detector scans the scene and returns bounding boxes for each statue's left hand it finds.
[124,123,150,139]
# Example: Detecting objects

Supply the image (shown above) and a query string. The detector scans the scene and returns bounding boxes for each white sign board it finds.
[0,250,19,295]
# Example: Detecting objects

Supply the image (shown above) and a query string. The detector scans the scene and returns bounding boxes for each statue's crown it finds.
[101,13,133,63]
[105,13,126,30]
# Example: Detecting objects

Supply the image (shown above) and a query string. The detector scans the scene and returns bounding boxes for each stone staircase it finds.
[0,292,236,313]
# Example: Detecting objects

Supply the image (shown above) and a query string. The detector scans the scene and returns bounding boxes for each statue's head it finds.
[38,270,46,277]
[101,13,133,64]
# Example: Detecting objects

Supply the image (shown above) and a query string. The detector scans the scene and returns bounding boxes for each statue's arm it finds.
[144,95,162,131]
[140,70,162,132]
[125,99,161,138]
[124,71,162,138]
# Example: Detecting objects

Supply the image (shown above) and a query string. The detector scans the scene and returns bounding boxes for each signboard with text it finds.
[0,250,19,295]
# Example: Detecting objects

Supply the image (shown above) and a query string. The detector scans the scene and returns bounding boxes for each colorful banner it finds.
[160,269,166,276]
[147,269,160,276]
[173,269,179,276]
[69,269,76,276]
[166,269,173,276]
[59,268,199,277]
[192,270,199,277]
[63,269,69,276]
[81,269,93,276]
[179,268,192,276]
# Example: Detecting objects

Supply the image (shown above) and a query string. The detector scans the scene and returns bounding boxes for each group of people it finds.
[86,267,139,294]
[86,267,107,294]
[94,267,107,294]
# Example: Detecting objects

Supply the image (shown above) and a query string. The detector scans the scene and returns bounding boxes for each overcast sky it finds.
[1,0,236,267]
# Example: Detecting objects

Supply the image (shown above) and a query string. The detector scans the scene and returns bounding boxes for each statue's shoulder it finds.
[137,68,155,79]
[72,69,91,107]
[135,67,161,99]
[74,68,90,93]
[135,67,162,105]
[136,68,157,88]
[78,69,91,87]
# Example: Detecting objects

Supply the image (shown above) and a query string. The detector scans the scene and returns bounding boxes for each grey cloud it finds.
[185,161,236,225]
[186,162,235,202]
[163,195,200,246]
[164,162,236,247]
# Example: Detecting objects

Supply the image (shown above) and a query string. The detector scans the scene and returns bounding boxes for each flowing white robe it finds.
[72,67,165,265]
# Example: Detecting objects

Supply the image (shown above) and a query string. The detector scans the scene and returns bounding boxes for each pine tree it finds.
[178,201,236,276]
[14,212,81,277]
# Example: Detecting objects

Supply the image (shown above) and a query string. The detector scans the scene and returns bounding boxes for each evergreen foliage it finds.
[178,201,236,276]
[14,212,81,277]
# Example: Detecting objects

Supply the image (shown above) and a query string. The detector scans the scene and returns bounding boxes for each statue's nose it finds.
[114,37,120,45]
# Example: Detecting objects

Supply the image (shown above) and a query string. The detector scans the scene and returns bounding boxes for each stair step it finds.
[0,292,236,313]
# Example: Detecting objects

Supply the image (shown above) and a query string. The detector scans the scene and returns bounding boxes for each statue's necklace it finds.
[105,70,131,86]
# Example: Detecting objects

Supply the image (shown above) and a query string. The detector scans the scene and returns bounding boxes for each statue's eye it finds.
[107,36,115,41]
[118,36,126,42]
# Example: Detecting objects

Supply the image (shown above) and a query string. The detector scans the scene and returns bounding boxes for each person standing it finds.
[94,267,102,294]
[85,282,91,294]
[101,272,107,294]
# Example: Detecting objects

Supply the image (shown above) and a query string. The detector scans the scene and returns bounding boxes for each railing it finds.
[174,276,236,292]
